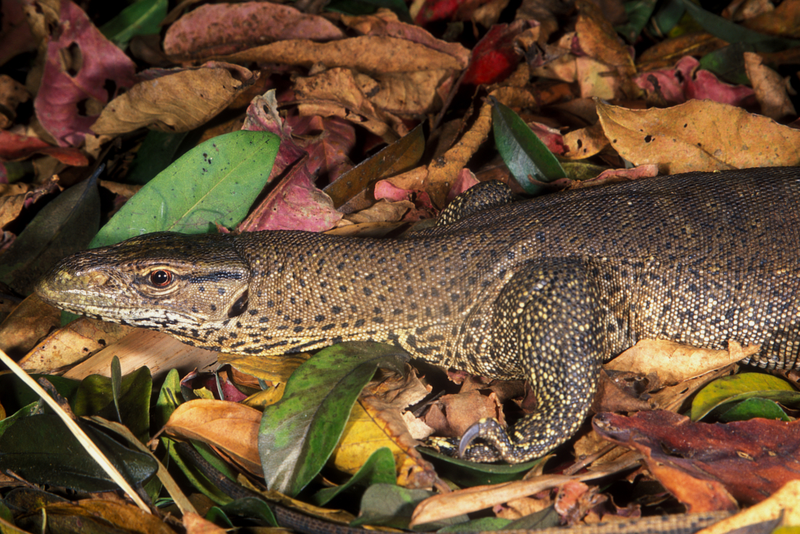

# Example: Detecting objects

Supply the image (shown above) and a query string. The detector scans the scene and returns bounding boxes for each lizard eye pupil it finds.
[150,270,173,287]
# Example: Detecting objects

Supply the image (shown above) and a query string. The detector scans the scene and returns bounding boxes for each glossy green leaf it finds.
[718,397,790,422]
[169,441,233,505]
[0,414,157,491]
[311,446,396,506]
[126,130,191,185]
[259,342,408,496]
[353,483,467,530]
[679,0,800,52]
[89,131,280,249]
[419,447,544,486]
[0,167,100,294]
[71,366,152,442]
[110,355,123,423]
[154,368,182,429]
[691,373,799,421]
[490,97,566,195]
[100,0,168,49]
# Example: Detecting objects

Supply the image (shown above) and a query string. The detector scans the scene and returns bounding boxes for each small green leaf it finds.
[616,0,658,43]
[110,356,123,423]
[259,342,408,496]
[438,517,512,532]
[311,447,396,506]
[490,97,566,195]
[691,373,799,421]
[419,447,544,486]
[71,366,152,442]
[650,0,685,36]
[718,397,790,422]
[100,0,168,49]
[220,497,278,527]
[90,131,280,248]
[353,484,467,530]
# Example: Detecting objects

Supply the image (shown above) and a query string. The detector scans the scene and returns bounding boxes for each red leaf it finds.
[462,22,527,86]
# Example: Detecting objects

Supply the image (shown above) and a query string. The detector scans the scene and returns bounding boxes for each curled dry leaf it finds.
[92,63,255,134]
[164,2,344,62]
[596,99,800,173]
[165,399,262,476]
[605,339,756,386]
[593,411,800,509]
[743,52,797,121]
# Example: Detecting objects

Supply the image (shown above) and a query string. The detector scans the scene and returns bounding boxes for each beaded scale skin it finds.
[36,168,800,463]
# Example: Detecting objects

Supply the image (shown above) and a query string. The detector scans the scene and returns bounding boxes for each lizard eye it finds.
[149,270,174,287]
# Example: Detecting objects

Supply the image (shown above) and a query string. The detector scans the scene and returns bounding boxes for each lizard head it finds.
[35,232,251,331]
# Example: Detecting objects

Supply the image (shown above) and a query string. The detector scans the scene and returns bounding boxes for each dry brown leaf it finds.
[46,500,174,534]
[0,183,35,228]
[344,199,414,223]
[636,33,728,72]
[18,315,130,373]
[425,99,492,207]
[0,293,59,359]
[741,0,800,38]
[698,480,800,534]
[164,2,345,62]
[220,36,464,74]
[597,99,800,173]
[409,471,610,526]
[92,64,254,134]
[62,329,219,381]
[605,339,757,386]
[563,122,608,159]
[183,511,227,534]
[294,68,405,141]
[356,70,456,115]
[341,11,470,68]
[743,52,797,121]
[165,399,262,475]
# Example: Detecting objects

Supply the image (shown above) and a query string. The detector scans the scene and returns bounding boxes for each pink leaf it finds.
[34,0,137,147]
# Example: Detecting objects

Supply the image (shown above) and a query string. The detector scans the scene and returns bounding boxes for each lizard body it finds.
[36,168,800,463]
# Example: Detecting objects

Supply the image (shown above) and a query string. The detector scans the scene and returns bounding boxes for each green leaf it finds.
[311,447,396,506]
[259,342,408,496]
[419,447,544,486]
[220,498,278,527]
[699,44,756,85]
[691,373,800,421]
[650,0,685,37]
[89,130,280,249]
[0,166,100,294]
[71,366,152,442]
[490,96,566,195]
[679,0,800,52]
[0,374,80,414]
[438,517,512,532]
[352,484,467,530]
[718,397,790,422]
[100,0,168,49]
[0,414,157,491]
[616,0,658,43]
[126,130,191,185]
[154,368,182,429]
[110,356,123,423]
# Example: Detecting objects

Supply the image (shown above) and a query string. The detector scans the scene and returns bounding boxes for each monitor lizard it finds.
[35,167,800,464]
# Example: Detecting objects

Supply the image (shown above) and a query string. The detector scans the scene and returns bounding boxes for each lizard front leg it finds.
[460,259,604,463]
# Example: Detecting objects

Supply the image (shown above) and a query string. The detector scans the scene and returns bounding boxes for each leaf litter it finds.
[2,0,800,531]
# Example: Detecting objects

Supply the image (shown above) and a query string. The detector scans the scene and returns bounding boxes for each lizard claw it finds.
[458,418,504,457]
